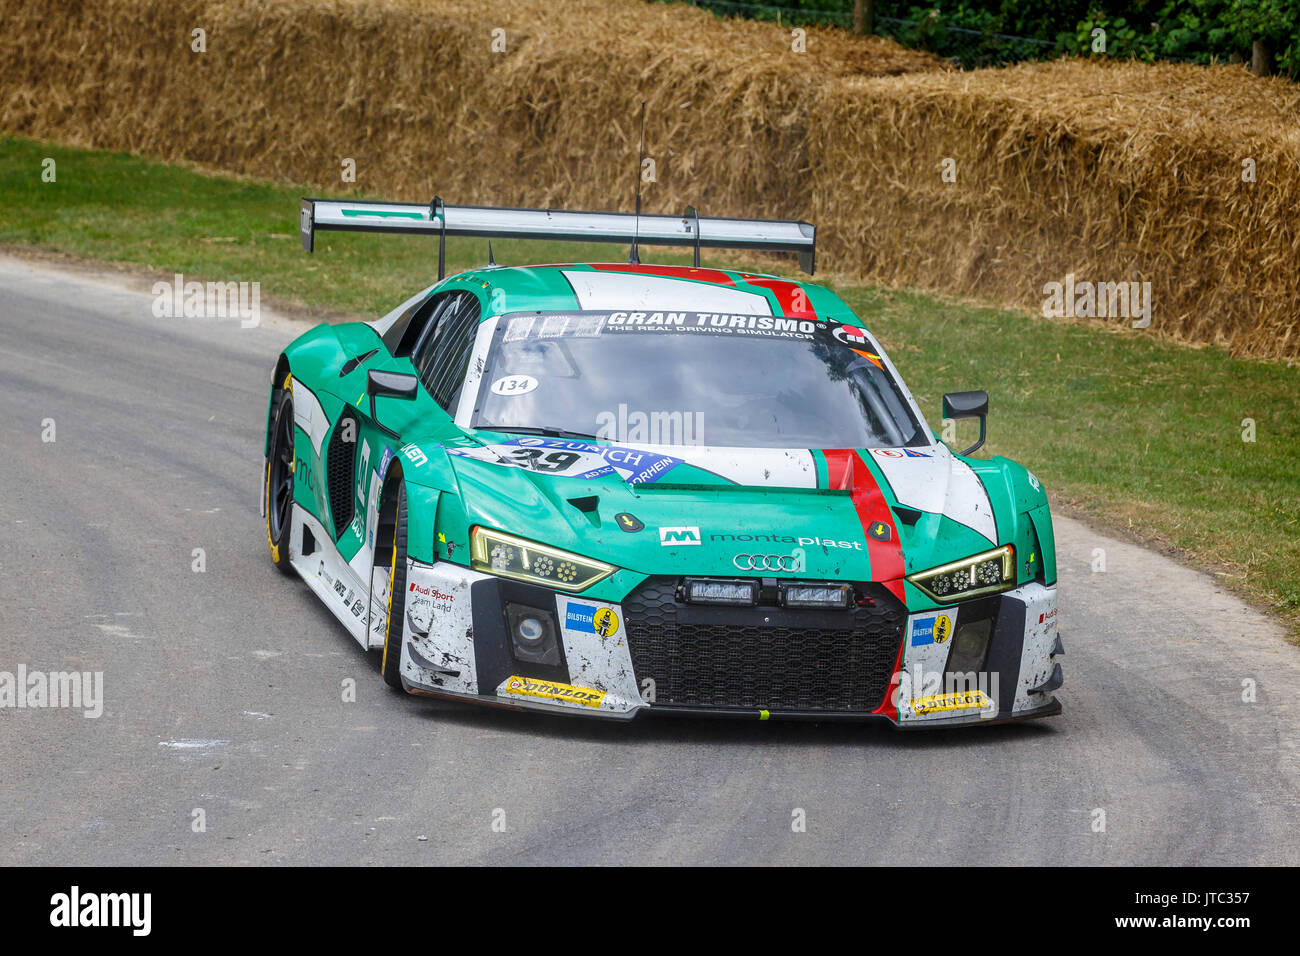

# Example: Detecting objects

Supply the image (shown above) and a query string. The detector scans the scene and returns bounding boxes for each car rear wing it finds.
[299,197,817,276]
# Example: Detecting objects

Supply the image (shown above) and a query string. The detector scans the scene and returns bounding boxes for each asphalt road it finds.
[1,254,1297,866]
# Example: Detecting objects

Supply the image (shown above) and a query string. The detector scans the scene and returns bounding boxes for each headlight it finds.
[780,583,852,609]
[908,545,1014,602]
[470,527,615,592]
[684,578,758,607]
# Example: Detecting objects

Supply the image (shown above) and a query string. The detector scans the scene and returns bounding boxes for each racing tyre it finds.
[377,482,410,689]
[264,376,295,574]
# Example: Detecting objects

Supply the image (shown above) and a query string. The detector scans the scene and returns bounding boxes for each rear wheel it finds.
[264,375,295,574]
[377,483,410,689]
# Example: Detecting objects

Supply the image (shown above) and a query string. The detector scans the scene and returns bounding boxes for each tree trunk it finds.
[1251,39,1274,76]
[852,0,874,37]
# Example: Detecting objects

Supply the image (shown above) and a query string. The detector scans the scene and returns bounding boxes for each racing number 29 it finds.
[508,449,582,473]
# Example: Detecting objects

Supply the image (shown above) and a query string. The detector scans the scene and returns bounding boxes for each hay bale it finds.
[807,60,1300,358]
[1,0,1296,358]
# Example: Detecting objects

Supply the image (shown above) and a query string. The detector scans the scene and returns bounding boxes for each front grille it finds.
[623,578,907,713]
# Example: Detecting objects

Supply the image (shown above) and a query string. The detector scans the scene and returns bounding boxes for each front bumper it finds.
[398,560,1062,729]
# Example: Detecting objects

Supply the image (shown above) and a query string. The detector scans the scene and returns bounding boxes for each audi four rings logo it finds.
[733,553,801,572]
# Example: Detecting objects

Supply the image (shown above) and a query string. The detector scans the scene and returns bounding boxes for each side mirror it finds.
[942,390,989,456]
[366,370,418,437]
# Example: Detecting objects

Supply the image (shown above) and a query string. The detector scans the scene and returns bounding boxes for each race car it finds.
[263,197,1063,728]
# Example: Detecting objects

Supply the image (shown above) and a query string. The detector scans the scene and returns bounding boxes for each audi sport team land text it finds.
[262,199,1063,728]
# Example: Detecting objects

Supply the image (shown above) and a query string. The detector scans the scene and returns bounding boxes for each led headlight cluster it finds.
[684,579,758,606]
[470,527,615,592]
[908,545,1015,602]
[780,583,852,609]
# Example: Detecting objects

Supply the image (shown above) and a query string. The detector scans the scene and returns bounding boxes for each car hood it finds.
[431,436,1003,582]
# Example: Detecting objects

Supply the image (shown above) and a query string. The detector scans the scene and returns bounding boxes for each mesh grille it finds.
[623,578,906,713]
[325,416,356,535]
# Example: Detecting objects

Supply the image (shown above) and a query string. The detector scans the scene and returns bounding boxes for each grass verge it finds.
[3,136,1297,640]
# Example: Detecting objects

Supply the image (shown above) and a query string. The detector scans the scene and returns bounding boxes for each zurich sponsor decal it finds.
[450,436,686,485]
[565,601,598,633]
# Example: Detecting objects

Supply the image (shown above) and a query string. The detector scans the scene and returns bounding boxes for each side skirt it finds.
[287,503,376,650]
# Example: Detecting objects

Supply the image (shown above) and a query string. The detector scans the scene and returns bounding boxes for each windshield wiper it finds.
[474,424,603,441]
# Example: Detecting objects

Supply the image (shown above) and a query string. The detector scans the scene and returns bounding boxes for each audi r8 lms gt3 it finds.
[262,198,1063,728]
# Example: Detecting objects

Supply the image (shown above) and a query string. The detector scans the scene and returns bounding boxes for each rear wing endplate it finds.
[299,197,816,276]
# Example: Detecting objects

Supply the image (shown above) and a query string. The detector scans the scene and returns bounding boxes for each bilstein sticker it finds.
[593,608,619,637]
[565,601,597,632]
[934,614,953,644]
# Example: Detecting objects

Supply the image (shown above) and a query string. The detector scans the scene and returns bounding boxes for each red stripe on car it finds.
[739,276,817,317]
[588,263,736,284]
[823,448,907,719]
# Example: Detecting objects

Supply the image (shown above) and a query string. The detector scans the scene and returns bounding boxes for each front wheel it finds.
[376,483,410,689]
[264,375,295,574]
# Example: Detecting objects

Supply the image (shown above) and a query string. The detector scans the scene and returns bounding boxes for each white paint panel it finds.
[639,444,817,488]
[1015,582,1059,712]
[868,443,997,543]
[290,378,329,456]
[896,607,988,723]
[895,581,1060,724]
[561,270,773,314]
[287,505,370,649]
[400,560,482,695]
[552,594,643,714]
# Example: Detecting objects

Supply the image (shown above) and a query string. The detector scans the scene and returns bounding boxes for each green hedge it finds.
[669,0,1300,75]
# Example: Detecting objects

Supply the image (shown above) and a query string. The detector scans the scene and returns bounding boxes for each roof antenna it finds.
[629,100,646,265]
[487,240,496,266]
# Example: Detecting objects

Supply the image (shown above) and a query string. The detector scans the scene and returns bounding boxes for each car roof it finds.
[433,262,862,325]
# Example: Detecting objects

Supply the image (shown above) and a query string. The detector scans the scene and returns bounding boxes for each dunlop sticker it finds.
[910,690,990,715]
[503,676,606,708]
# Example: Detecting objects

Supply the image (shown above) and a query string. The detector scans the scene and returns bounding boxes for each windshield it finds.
[470,311,927,449]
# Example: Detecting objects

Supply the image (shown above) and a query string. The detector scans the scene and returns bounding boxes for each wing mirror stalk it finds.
[366,370,418,438]
[942,390,989,456]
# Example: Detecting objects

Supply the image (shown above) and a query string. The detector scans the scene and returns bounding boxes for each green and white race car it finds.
[263,198,1062,728]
